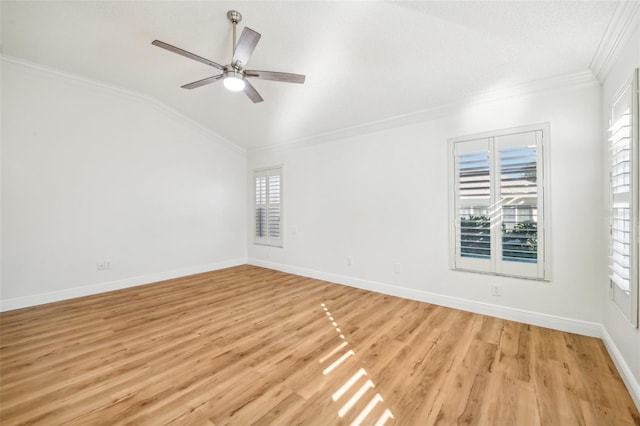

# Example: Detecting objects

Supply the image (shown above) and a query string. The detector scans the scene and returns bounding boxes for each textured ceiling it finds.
[1,1,618,149]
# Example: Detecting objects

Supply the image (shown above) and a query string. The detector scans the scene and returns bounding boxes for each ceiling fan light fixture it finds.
[223,70,245,92]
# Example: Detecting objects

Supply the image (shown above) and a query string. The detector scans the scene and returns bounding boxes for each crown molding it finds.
[1,54,599,157]
[590,0,640,82]
[249,70,598,154]
[1,54,246,157]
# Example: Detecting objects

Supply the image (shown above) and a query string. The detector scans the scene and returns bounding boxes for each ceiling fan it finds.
[152,10,305,103]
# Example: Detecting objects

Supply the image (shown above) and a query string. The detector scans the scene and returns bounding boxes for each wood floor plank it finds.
[1,265,638,425]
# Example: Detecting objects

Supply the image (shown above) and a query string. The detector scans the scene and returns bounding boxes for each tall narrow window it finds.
[254,167,283,247]
[449,124,548,280]
[608,69,639,327]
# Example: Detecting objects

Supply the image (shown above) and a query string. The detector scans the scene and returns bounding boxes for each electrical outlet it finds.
[394,263,402,274]
[491,284,502,296]
[347,257,353,266]
[292,226,298,235]
[97,259,112,271]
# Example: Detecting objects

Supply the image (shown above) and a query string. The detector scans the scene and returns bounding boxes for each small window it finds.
[254,166,282,247]
[449,124,549,280]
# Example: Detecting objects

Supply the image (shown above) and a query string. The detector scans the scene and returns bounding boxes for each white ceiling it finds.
[1,1,619,150]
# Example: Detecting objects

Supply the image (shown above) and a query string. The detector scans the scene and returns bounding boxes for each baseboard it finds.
[601,326,640,411]
[0,258,247,312]
[248,258,602,338]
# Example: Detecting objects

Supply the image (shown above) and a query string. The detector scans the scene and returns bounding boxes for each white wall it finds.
[1,58,247,307]
[601,21,640,407]
[248,80,605,333]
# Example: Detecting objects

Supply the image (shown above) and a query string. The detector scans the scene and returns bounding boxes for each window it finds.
[254,166,282,247]
[608,69,639,327]
[449,124,549,280]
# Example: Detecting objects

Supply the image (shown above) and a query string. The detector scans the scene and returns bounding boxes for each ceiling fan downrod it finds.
[227,10,242,57]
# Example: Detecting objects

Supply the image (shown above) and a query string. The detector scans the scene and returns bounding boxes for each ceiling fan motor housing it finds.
[224,68,244,80]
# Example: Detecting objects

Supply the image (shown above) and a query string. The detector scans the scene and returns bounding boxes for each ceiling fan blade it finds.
[245,70,305,84]
[244,80,264,103]
[152,40,224,70]
[232,27,261,68]
[181,74,224,89]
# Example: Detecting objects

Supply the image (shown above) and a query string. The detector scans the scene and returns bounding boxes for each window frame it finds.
[253,165,283,248]
[448,123,551,281]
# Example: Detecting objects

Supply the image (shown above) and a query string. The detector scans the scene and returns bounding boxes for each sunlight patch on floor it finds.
[318,303,395,425]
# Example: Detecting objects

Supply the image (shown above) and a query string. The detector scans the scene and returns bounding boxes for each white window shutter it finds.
[449,124,548,280]
[254,167,283,247]
[255,175,267,239]
[453,138,493,273]
[267,173,281,240]
[608,69,639,327]
[495,131,544,279]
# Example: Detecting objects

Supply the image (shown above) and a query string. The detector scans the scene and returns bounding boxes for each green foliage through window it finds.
[460,215,490,259]
[502,221,537,262]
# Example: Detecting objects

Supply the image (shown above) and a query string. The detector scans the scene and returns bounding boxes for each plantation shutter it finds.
[608,70,639,327]
[495,131,545,279]
[453,138,493,272]
[449,124,548,280]
[255,175,267,239]
[268,174,281,239]
[254,167,283,247]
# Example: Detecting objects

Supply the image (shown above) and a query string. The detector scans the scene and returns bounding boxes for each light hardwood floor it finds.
[1,265,638,425]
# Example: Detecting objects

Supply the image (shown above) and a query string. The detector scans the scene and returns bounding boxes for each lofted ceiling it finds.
[0,1,620,150]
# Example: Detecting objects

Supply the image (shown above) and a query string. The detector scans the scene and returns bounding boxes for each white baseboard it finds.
[248,258,602,337]
[601,326,640,411]
[0,258,247,312]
